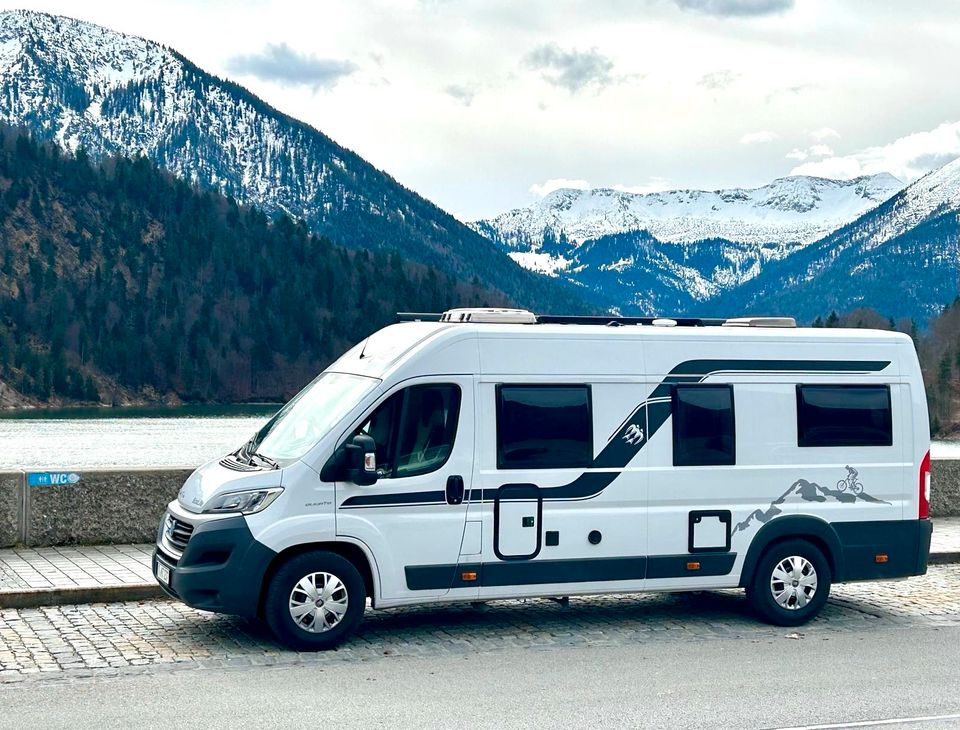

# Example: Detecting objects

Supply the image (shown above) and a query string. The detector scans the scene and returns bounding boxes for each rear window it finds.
[496,385,592,469]
[796,385,892,447]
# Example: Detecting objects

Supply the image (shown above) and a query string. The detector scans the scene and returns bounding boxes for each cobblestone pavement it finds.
[0,545,154,592]
[1,564,958,683]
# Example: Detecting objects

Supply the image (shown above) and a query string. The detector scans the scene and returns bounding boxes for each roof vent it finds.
[722,317,797,328]
[651,318,678,327]
[440,308,537,324]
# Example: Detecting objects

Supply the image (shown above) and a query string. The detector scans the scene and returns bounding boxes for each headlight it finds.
[203,487,283,515]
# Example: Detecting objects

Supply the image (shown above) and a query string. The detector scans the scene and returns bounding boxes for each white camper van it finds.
[153,309,933,650]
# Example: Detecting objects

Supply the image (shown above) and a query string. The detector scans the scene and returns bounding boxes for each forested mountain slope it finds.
[0,128,505,405]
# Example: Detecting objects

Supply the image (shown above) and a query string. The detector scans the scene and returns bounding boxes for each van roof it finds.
[329,316,913,382]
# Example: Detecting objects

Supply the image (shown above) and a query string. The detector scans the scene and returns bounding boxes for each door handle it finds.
[446,475,465,505]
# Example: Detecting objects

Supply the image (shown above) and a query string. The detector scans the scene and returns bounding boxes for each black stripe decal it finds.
[341,358,890,509]
[404,552,736,590]
[338,489,446,508]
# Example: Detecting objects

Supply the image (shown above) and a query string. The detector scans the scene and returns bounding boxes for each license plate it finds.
[156,562,171,585]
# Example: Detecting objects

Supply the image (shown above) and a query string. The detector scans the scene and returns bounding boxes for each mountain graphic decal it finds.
[731,468,890,537]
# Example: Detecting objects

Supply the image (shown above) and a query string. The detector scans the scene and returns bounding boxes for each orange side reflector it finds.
[461,571,478,581]
[686,561,701,571]
[875,554,889,564]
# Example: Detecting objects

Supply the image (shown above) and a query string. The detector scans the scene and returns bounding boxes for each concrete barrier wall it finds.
[931,459,960,519]
[0,472,20,547]
[0,461,958,548]
[1,469,192,548]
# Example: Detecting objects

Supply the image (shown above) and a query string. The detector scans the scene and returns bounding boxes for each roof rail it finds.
[722,317,796,328]
[397,312,443,322]
[396,311,797,328]
[536,315,728,327]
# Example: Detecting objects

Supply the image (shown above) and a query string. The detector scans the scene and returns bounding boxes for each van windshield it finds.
[247,372,379,465]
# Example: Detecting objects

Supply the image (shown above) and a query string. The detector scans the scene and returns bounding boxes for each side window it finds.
[352,385,461,478]
[496,385,592,469]
[797,385,892,447]
[394,386,461,477]
[672,384,735,467]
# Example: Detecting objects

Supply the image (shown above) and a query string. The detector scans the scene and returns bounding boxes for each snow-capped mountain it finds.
[472,172,907,316]
[0,10,584,313]
[475,174,903,252]
[707,157,960,322]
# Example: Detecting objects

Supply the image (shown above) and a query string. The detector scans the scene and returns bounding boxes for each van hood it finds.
[177,458,283,513]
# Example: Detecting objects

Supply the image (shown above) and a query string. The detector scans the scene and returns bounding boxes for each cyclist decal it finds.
[838,465,863,495]
[731,467,890,537]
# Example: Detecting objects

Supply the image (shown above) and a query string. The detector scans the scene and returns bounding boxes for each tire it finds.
[747,539,832,627]
[264,550,366,651]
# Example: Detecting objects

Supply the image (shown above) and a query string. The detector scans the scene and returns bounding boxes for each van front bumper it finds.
[153,513,277,617]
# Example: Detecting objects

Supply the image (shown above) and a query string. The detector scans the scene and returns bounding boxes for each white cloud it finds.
[808,143,833,157]
[809,127,840,141]
[739,130,778,145]
[785,148,808,161]
[611,177,673,194]
[524,44,615,94]
[529,178,591,197]
[698,70,739,91]
[443,83,478,106]
[672,0,794,17]
[790,120,960,181]
[226,43,357,90]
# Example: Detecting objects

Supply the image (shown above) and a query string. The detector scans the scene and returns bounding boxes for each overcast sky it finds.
[9,0,960,219]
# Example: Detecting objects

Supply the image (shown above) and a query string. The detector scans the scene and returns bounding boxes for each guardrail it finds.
[1,461,959,547]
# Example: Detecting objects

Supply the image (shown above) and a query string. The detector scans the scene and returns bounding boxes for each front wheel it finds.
[747,540,831,627]
[264,550,366,651]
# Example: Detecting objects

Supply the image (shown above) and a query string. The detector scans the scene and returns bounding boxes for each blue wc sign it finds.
[28,472,82,486]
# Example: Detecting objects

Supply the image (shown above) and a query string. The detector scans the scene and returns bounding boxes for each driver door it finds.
[335,376,476,602]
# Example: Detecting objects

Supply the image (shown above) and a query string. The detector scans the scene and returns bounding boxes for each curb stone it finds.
[0,584,166,609]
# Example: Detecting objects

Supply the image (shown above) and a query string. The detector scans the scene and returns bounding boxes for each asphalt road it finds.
[2,622,959,729]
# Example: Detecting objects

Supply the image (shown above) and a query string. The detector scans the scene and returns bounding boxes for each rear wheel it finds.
[748,539,831,626]
[264,550,366,651]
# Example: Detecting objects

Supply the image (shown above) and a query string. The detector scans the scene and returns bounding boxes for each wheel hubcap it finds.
[770,555,817,610]
[289,571,348,633]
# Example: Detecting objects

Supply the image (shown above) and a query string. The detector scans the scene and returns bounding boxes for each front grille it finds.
[166,516,195,553]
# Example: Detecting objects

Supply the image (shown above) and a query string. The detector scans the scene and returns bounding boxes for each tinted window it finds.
[353,384,461,478]
[672,385,735,467]
[797,385,892,447]
[497,385,592,469]
[395,386,461,477]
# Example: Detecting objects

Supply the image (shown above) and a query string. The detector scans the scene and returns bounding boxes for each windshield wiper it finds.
[233,440,278,470]
[249,451,279,470]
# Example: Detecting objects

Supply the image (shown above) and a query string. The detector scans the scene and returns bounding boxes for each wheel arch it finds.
[738,515,843,588]
[257,539,380,617]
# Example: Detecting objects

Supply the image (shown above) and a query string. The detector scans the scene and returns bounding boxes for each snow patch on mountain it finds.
[476,173,904,250]
[507,251,571,277]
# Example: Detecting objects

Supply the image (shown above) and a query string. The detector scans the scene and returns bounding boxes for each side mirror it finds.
[344,434,378,486]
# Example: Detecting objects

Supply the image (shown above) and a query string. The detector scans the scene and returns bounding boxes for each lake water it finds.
[1,406,958,470]
[0,405,279,470]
